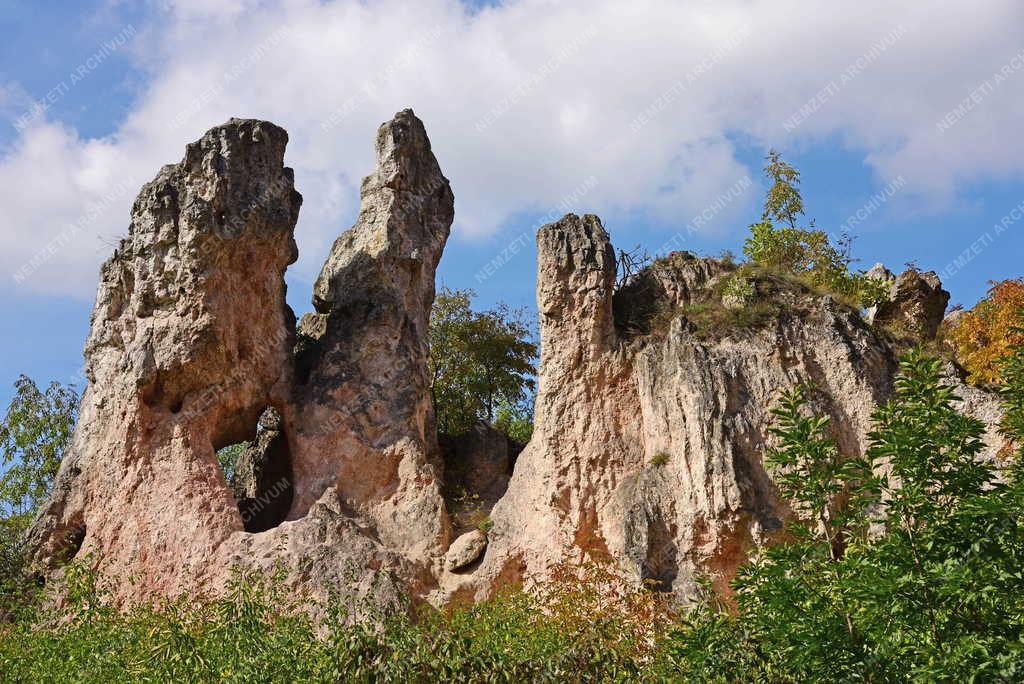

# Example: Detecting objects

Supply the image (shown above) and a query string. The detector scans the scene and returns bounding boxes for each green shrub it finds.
[719,272,754,304]
[0,561,678,683]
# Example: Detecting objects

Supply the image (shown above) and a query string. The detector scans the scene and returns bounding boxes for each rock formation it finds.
[27,111,451,607]
[867,264,950,341]
[25,112,1007,611]
[458,215,1005,600]
[285,108,453,568]
[231,407,293,533]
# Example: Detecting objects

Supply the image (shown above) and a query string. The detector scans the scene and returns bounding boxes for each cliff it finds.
[26,112,1007,609]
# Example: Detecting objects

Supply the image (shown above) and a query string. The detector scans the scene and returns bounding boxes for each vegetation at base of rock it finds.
[4,338,1024,681]
[428,287,538,438]
[721,346,1024,681]
[1,376,78,622]
[1,561,677,683]
[950,278,1024,385]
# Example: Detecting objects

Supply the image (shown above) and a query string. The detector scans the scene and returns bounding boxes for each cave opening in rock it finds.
[62,524,87,562]
[642,519,678,593]
[214,407,294,533]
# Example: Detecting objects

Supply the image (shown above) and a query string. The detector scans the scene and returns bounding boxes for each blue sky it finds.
[1,0,1022,410]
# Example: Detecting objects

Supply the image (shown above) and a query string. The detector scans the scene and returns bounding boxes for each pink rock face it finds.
[464,213,1006,600]
[27,111,451,607]
[26,114,1006,611]
[285,109,454,567]
[26,119,303,599]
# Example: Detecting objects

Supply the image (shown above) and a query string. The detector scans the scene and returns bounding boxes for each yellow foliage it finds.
[950,279,1024,385]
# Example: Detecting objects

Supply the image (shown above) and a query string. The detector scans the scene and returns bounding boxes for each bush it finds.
[651,452,670,467]
[0,561,677,683]
[723,347,1024,681]
[1,376,78,622]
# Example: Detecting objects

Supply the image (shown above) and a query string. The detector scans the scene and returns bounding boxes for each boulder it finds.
[445,530,488,572]
[869,268,950,341]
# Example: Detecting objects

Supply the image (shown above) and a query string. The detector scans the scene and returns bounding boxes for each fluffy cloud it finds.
[3,0,1023,298]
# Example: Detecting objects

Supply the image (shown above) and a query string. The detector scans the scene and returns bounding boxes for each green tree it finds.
[1,376,78,620]
[742,150,887,308]
[1,376,78,528]
[718,348,1024,680]
[762,148,805,230]
[428,288,538,437]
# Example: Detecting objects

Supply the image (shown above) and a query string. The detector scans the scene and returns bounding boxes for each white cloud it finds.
[2,0,1023,297]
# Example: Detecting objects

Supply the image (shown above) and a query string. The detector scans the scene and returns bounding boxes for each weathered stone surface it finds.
[462,214,1006,601]
[440,421,516,507]
[286,108,453,569]
[232,407,293,533]
[26,111,451,607]
[870,268,950,340]
[24,113,1008,611]
[865,262,895,286]
[26,118,305,599]
[445,530,488,572]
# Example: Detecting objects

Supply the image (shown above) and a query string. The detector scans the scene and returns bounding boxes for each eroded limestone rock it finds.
[24,114,1006,612]
[464,213,1005,601]
[445,530,488,572]
[26,111,451,608]
[286,108,454,569]
[232,407,293,533]
[440,421,518,509]
[870,267,950,340]
[26,118,304,598]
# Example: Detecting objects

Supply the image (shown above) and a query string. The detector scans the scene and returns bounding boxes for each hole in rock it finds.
[62,524,87,562]
[214,407,294,533]
[642,518,678,593]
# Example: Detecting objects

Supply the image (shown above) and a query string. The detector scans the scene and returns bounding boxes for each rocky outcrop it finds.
[459,214,1005,600]
[285,108,453,568]
[26,111,451,607]
[868,266,950,340]
[25,113,1007,611]
[26,118,305,598]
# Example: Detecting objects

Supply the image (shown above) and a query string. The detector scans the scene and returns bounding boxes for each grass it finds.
[0,561,694,683]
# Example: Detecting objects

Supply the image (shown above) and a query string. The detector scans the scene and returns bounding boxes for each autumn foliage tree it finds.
[950,278,1024,385]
